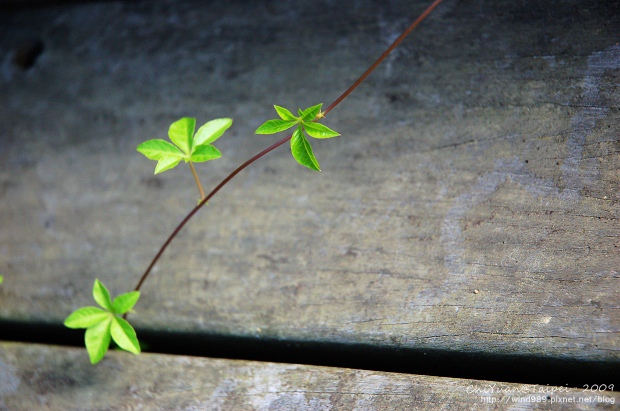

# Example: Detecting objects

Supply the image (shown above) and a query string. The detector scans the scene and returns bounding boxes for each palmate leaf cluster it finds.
[137,117,232,174]
[64,279,140,364]
[255,103,339,171]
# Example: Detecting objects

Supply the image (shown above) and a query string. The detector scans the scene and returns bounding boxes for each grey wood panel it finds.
[0,0,618,365]
[1,342,618,410]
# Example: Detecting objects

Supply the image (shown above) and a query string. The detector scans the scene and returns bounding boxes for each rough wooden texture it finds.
[0,0,618,371]
[0,342,617,410]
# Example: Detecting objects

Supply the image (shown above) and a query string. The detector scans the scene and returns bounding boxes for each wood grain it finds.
[0,0,617,380]
[1,342,618,410]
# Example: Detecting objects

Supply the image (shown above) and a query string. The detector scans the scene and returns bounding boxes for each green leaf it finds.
[274,105,297,121]
[0,275,3,285]
[137,139,184,161]
[168,117,195,155]
[193,118,232,147]
[291,127,320,171]
[300,104,322,122]
[64,307,110,329]
[255,119,297,135]
[189,145,222,163]
[154,156,183,174]
[302,122,340,139]
[85,318,112,364]
[112,291,140,315]
[93,279,113,311]
[66,279,143,364]
[110,317,141,354]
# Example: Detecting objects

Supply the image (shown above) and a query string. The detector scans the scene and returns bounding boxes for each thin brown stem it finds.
[323,0,444,117]
[131,134,291,294]
[188,161,205,200]
[128,0,444,301]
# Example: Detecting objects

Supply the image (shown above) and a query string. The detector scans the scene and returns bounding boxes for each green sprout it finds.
[64,279,140,364]
[137,117,232,199]
[0,275,3,285]
[255,104,339,171]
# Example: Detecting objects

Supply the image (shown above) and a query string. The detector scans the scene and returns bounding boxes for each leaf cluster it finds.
[137,117,232,174]
[64,279,140,364]
[255,104,339,171]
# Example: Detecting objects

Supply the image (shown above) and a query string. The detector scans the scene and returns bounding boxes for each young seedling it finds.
[64,279,140,364]
[65,0,444,363]
[137,117,232,200]
[255,104,339,171]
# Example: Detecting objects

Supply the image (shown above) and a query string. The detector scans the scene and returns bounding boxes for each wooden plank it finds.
[0,342,617,410]
[0,0,618,373]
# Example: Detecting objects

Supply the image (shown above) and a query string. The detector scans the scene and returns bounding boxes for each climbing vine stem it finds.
[129,0,445,296]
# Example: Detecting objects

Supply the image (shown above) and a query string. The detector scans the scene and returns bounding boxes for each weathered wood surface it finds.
[0,342,617,411]
[0,0,618,377]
